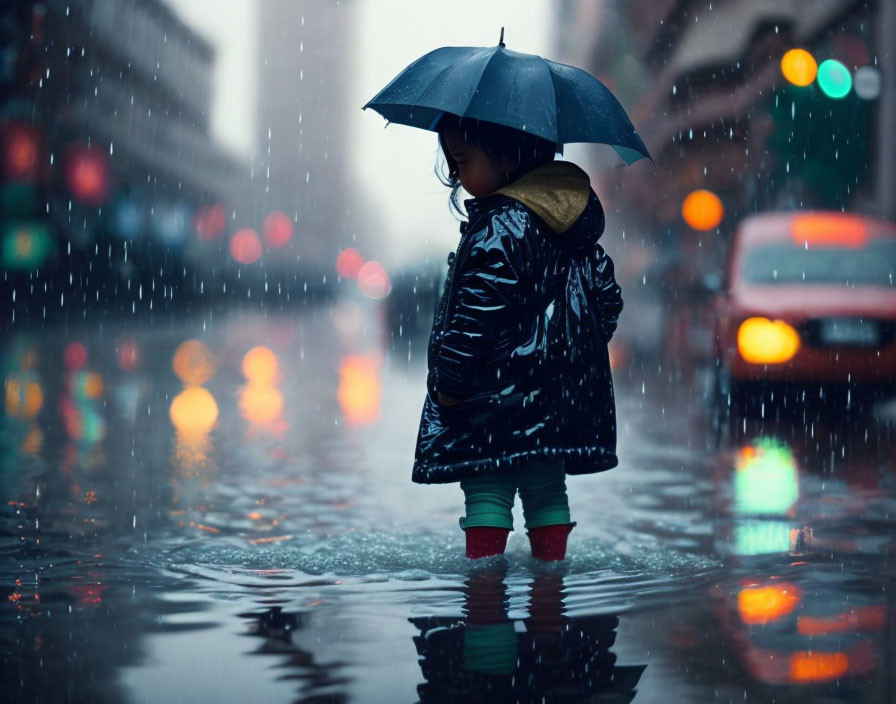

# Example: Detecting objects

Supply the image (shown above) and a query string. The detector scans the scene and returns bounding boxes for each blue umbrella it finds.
[362,29,652,165]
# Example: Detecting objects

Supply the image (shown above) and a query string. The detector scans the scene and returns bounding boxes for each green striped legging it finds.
[459,457,571,531]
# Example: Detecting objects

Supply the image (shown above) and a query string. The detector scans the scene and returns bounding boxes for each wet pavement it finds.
[2,302,895,703]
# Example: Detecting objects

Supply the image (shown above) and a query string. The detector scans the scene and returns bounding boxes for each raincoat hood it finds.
[494,161,591,234]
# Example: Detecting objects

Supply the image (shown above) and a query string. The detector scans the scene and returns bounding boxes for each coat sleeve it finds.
[433,209,531,399]
[593,244,623,342]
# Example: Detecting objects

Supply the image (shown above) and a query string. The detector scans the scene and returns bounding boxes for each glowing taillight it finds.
[737,317,801,364]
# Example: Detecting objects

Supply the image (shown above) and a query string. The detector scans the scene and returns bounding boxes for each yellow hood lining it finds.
[494,161,591,234]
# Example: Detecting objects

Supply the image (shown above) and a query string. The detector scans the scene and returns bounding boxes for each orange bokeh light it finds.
[240,385,284,426]
[169,386,219,434]
[82,372,104,399]
[262,211,293,247]
[780,48,818,87]
[738,583,803,624]
[172,340,216,385]
[789,651,849,683]
[4,375,43,419]
[335,248,365,278]
[230,228,262,264]
[682,189,724,231]
[337,354,382,426]
[241,346,280,386]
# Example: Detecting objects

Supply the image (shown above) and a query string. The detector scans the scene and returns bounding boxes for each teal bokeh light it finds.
[733,438,799,515]
[817,59,852,99]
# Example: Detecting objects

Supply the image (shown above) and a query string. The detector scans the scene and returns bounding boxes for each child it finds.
[413,114,623,561]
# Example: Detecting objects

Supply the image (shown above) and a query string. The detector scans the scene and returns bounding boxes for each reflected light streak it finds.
[337,354,382,426]
[239,385,284,426]
[797,605,887,636]
[738,583,802,625]
[789,651,849,683]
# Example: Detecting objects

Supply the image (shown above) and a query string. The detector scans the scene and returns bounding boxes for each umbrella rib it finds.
[461,49,503,119]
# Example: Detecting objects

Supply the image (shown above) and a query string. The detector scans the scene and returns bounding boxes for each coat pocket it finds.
[427,389,496,427]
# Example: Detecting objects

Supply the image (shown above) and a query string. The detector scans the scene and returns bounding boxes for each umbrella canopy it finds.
[362,37,651,165]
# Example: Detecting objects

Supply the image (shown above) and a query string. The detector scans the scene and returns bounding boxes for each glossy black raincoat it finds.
[412,161,623,484]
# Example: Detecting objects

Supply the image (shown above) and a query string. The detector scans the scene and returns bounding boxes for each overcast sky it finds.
[166,0,557,266]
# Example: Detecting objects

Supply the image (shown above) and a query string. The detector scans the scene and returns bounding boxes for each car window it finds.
[740,239,896,286]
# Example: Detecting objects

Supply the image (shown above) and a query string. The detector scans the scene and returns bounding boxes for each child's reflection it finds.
[411,565,646,701]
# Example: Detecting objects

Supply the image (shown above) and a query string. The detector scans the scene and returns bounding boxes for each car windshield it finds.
[741,239,896,286]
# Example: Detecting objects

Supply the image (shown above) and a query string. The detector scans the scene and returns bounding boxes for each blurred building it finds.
[1,0,242,324]
[250,0,370,275]
[558,0,889,233]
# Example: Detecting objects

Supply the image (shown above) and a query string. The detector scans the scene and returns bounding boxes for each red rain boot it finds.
[465,527,511,559]
[527,523,574,561]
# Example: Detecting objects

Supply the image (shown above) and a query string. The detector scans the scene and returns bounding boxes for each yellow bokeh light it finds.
[169,386,219,433]
[241,346,280,386]
[737,317,801,364]
[172,340,216,385]
[781,48,818,87]
[681,189,724,231]
[83,372,104,399]
[337,355,381,426]
[738,584,802,625]
[239,384,284,425]
[21,425,43,455]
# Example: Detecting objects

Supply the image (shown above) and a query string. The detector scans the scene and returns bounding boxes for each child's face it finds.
[442,128,517,199]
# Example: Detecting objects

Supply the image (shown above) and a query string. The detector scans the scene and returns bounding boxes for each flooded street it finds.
[2,305,894,703]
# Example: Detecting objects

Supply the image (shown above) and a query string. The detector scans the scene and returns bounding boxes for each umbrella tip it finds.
[498,27,505,47]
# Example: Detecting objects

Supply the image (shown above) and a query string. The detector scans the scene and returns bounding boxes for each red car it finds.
[712,211,896,403]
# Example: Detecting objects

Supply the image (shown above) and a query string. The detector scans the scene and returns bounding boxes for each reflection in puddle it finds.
[411,565,646,701]
[337,353,381,426]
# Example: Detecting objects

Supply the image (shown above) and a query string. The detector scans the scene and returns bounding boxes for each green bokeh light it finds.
[817,59,852,99]
[2,222,54,269]
[733,438,799,515]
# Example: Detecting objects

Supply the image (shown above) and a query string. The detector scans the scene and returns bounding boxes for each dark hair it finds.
[434,115,562,218]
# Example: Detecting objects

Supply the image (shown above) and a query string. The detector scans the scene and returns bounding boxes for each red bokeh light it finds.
[230,228,262,264]
[193,204,226,240]
[357,260,391,299]
[335,248,364,278]
[64,342,87,370]
[65,143,111,206]
[2,121,40,181]
[262,211,293,247]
